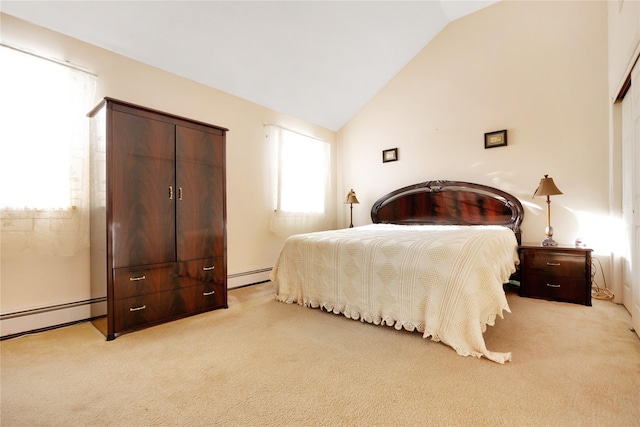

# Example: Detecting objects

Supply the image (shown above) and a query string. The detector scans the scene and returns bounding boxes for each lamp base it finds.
[541,237,558,247]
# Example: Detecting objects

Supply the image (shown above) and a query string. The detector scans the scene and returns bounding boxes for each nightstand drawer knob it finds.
[546,283,561,288]
[546,262,561,266]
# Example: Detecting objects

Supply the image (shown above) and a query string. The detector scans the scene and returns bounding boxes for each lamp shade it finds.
[345,189,359,204]
[533,175,563,198]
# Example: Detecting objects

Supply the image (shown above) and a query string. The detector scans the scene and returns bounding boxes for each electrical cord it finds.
[591,256,614,300]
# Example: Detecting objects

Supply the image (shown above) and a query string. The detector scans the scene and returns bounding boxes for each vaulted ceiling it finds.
[2,1,498,130]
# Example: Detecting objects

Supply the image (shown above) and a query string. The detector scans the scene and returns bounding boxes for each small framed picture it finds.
[382,148,398,163]
[484,130,507,149]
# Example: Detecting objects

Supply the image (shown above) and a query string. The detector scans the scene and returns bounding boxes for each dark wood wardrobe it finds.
[88,98,228,340]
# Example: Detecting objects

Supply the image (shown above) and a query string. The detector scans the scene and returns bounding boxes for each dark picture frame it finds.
[484,130,508,149]
[382,148,398,163]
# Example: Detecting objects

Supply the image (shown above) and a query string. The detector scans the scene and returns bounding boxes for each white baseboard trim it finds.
[1,268,273,338]
[228,267,272,289]
[0,301,102,338]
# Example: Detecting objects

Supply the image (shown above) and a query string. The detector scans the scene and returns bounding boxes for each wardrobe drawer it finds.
[114,287,195,332]
[113,293,161,332]
[114,285,227,332]
[193,282,227,311]
[113,264,176,299]
[176,257,225,287]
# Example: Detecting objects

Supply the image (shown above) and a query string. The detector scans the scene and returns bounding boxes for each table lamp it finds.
[533,175,563,246]
[345,189,359,228]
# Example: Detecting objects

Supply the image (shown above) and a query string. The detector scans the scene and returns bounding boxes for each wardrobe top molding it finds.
[88,97,229,134]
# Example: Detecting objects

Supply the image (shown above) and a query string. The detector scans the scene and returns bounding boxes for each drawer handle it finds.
[203,290,216,296]
[129,305,146,312]
[546,283,561,288]
[129,275,146,281]
[202,266,215,271]
[546,262,561,266]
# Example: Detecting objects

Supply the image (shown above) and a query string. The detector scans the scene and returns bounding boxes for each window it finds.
[267,125,330,236]
[0,45,96,210]
[0,45,96,255]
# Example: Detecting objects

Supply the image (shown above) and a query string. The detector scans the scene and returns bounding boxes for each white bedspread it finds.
[270,224,519,363]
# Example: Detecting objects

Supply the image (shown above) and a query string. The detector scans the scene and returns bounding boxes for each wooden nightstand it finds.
[518,244,592,306]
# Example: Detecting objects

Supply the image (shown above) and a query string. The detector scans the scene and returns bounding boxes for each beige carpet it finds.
[1,285,639,427]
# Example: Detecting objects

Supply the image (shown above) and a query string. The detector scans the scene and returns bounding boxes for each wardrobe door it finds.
[175,125,225,262]
[111,110,176,268]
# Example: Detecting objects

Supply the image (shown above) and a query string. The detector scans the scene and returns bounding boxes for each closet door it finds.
[622,63,640,339]
[111,110,176,268]
[634,64,640,339]
[175,125,225,262]
[630,64,640,338]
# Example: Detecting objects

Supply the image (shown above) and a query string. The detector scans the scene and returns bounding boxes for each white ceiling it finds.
[1,1,497,131]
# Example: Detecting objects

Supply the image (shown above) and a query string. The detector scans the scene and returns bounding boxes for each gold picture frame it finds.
[484,130,507,149]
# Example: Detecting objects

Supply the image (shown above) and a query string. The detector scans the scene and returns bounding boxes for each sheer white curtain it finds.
[266,124,331,236]
[0,45,97,256]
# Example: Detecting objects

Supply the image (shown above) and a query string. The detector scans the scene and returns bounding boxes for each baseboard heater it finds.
[0,297,107,321]
[0,297,107,340]
[1,268,273,339]
[228,267,272,289]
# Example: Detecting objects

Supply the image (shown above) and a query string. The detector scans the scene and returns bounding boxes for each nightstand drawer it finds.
[521,274,588,305]
[521,251,586,278]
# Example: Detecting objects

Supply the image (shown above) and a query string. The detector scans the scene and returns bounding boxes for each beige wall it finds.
[0,13,336,334]
[338,1,610,275]
[608,0,640,97]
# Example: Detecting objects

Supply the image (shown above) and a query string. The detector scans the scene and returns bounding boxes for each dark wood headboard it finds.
[371,180,524,244]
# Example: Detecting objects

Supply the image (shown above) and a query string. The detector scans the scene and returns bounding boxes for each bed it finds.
[270,180,524,363]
